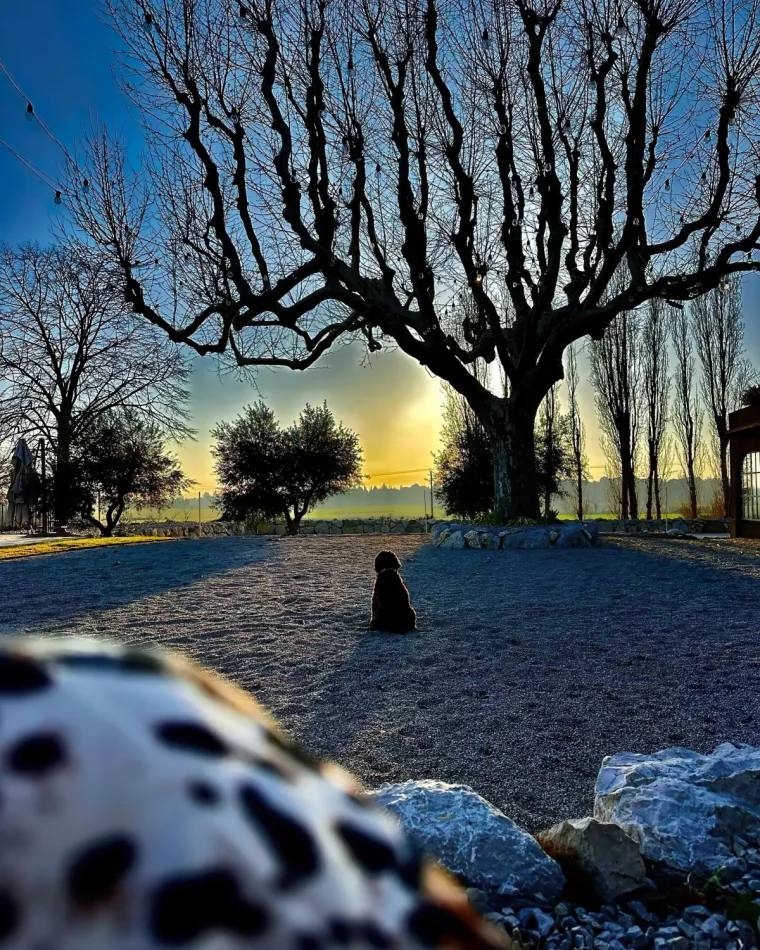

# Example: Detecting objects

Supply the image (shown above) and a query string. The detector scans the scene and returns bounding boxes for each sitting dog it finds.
[370,549,417,632]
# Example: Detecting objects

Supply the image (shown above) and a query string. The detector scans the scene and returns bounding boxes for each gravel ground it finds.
[2,533,760,833]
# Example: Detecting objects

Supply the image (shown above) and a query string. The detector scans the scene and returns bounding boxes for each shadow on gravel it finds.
[0,537,271,635]
[298,537,760,833]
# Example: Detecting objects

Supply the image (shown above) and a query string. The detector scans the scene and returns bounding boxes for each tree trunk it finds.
[619,458,631,521]
[576,468,584,522]
[628,467,639,520]
[284,511,301,536]
[646,438,655,520]
[687,461,698,519]
[654,468,662,519]
[53,421,74,529]
[488,401,541,521]
[719,430,730,518]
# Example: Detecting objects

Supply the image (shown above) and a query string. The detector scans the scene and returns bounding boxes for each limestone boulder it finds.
[440,530,466,550]
[595,743,760,875]
[371,780,565,900]
[581,521,601,545]
[536,817,646,901]
[555,525,593,549]
[463,530,500,550]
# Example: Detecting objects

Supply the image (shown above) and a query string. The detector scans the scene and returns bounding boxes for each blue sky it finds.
[0,0,443,491]
[2,0,760,490]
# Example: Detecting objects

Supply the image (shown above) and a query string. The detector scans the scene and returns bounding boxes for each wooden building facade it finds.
[728,405,760,538]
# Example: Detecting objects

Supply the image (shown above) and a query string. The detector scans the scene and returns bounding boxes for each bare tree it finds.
[71,0,760,518]
[691,277,756,516]
[0,243,191,525]
[534,384,562,518]
[671,304,702,518]
[565,343,590,519]
[603,459,623,517]
[641,299,670,518]
[589,309,642,519]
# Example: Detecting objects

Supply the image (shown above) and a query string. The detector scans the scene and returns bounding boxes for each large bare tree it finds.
[72,0,760,518]
[671,303,702,517]
[0,243,191,525]
[691,277,756,515]
[589,308,642,518]
[641,298,670,518]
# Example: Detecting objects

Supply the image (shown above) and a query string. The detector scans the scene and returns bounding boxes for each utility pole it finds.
[198,491,202,537]
[429,469,435,520]
[39,438,48,534]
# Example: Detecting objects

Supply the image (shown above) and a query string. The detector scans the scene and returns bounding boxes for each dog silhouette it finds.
[369,550,417,632]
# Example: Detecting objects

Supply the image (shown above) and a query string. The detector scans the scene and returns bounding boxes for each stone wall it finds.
[594,517,728,535]
[431,516,730,551]
[116,517,430,538]
[116,515,729,540]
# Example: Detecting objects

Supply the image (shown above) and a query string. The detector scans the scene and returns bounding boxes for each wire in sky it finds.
[365,468,430,478]
[0,55,79,190]
[0,140,61,192]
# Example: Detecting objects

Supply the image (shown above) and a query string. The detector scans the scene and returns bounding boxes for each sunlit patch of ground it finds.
[0,535,172,561]
[2,533,760,832]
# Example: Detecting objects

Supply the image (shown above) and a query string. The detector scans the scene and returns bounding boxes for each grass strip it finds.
[0,535,174,561]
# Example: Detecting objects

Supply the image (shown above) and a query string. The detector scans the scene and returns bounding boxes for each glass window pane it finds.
[742,452,760,520]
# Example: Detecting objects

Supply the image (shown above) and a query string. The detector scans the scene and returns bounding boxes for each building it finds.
[728,405,760,538]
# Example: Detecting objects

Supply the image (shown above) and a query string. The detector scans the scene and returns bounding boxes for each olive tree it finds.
[212,401,363,533]
[70,411,190,536]
[73,0,760,518]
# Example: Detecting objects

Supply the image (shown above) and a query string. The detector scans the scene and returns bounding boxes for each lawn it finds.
[0,535,172,561]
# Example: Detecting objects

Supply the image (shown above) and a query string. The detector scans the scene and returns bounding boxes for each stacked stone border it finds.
[432,516,729,550]
[114,515,728,541]
[116,516,430,538]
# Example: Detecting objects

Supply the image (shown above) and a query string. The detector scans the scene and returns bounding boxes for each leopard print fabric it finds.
[0,638,507,949]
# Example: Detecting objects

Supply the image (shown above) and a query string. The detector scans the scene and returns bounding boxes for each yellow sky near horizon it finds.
[176,344,451,493]
[175,343,610,495]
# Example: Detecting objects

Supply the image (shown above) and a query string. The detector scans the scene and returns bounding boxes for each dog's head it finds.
[374,549,401,573]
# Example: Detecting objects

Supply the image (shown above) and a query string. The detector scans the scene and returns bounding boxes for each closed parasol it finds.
[6,439,34,527]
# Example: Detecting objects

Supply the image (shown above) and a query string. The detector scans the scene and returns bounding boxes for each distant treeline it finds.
[553,477,722,516]
[158,477,723,519]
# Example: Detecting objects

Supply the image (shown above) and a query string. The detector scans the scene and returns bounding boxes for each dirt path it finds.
[3,533,760,831]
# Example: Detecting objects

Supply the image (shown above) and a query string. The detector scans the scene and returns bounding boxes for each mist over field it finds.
[127,477,724,523]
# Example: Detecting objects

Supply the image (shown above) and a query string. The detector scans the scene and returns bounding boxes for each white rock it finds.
[480,532,501,550]
[371,780,565,900]
[440,530,466,549]
[464,530,500,550]
[581,521,601,545]
[521,527,551,549]
[556,525,593,549]
[595,743,760,874]
[536,817,646,901]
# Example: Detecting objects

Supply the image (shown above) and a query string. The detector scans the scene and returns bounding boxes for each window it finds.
[742,452,760,520]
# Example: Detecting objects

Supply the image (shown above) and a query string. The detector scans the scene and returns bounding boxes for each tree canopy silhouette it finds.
[212,401,363,533]
[74,0,760,517]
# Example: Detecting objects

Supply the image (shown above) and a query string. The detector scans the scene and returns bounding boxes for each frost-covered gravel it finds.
[2,534,760,833]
